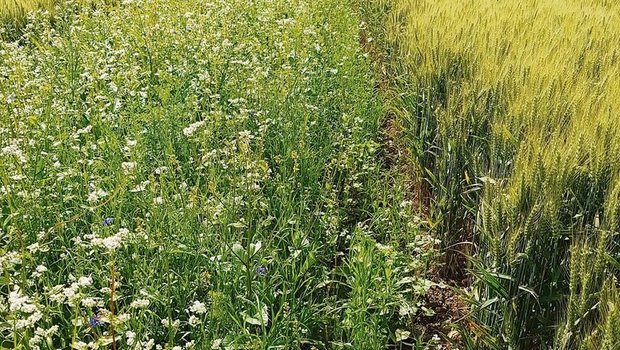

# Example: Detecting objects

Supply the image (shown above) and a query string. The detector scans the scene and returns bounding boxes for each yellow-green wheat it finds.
[370,0,620,348]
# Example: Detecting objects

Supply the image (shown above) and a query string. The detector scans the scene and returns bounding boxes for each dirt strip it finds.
[358,16,471,349]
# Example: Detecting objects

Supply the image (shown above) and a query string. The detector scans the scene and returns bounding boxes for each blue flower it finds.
[102,217,114,226]
[256,266,268,276]
[88,315,103,328]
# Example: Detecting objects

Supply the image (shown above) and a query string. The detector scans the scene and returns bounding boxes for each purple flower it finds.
[88,315,103,327]
[256,266,268,276]
[102,217,114,226]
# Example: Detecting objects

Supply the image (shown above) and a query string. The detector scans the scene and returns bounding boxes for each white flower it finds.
[395,329,411,342]
[141,339,155,350]
[161,318,181,328]
[161,318,180,328]
[8,289,36,313]
[29,334,42,348]
[122,162,136,173]
[102,235,122,251]
[211,339,222,349]
[250,241,262,255]
[130,298,150,309]
[91,228,129,251]
[153,197,163,205]
[1,144,19,156]
[48,285,66,304]
[188,300,207,314]
[78,276,93,286]
[88,188,108,203]
[231,243,244,254]
[32,264,47,278]
[154,166,168,175]
[1,143,26,163]
[16,311,42,329]
[118,228,130,237]
[183,120,205,137]
[75,125,93,135]
[188,315,201,326]
[63,284,80,303]
[73,341,88,350]
[37,325,59,337]
[126,331,136,346]
[81,298,98,307]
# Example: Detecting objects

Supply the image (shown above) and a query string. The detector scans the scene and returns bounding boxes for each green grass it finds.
[0,0,440,348]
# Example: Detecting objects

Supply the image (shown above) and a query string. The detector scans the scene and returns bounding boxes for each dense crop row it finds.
[0,0,441,348]
[363,0,620,348]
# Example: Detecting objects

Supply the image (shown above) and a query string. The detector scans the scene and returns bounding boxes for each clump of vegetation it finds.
[362,0,620,348]
[0,0,440,348]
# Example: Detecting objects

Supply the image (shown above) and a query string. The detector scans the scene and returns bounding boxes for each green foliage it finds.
[0,0,437,348]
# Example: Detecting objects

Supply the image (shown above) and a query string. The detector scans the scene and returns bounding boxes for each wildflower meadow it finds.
[1,0,437,348]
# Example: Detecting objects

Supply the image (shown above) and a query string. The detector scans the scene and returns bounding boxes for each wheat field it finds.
[364,0,620,348]
[0,0,53,31]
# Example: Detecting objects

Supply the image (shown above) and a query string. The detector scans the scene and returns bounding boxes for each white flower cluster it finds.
[188,300,207,314]
[90,228,131,251]
[1,143,27,163]
[182,120,205,137]
[130,298,150,309]
[8,287,42,329]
